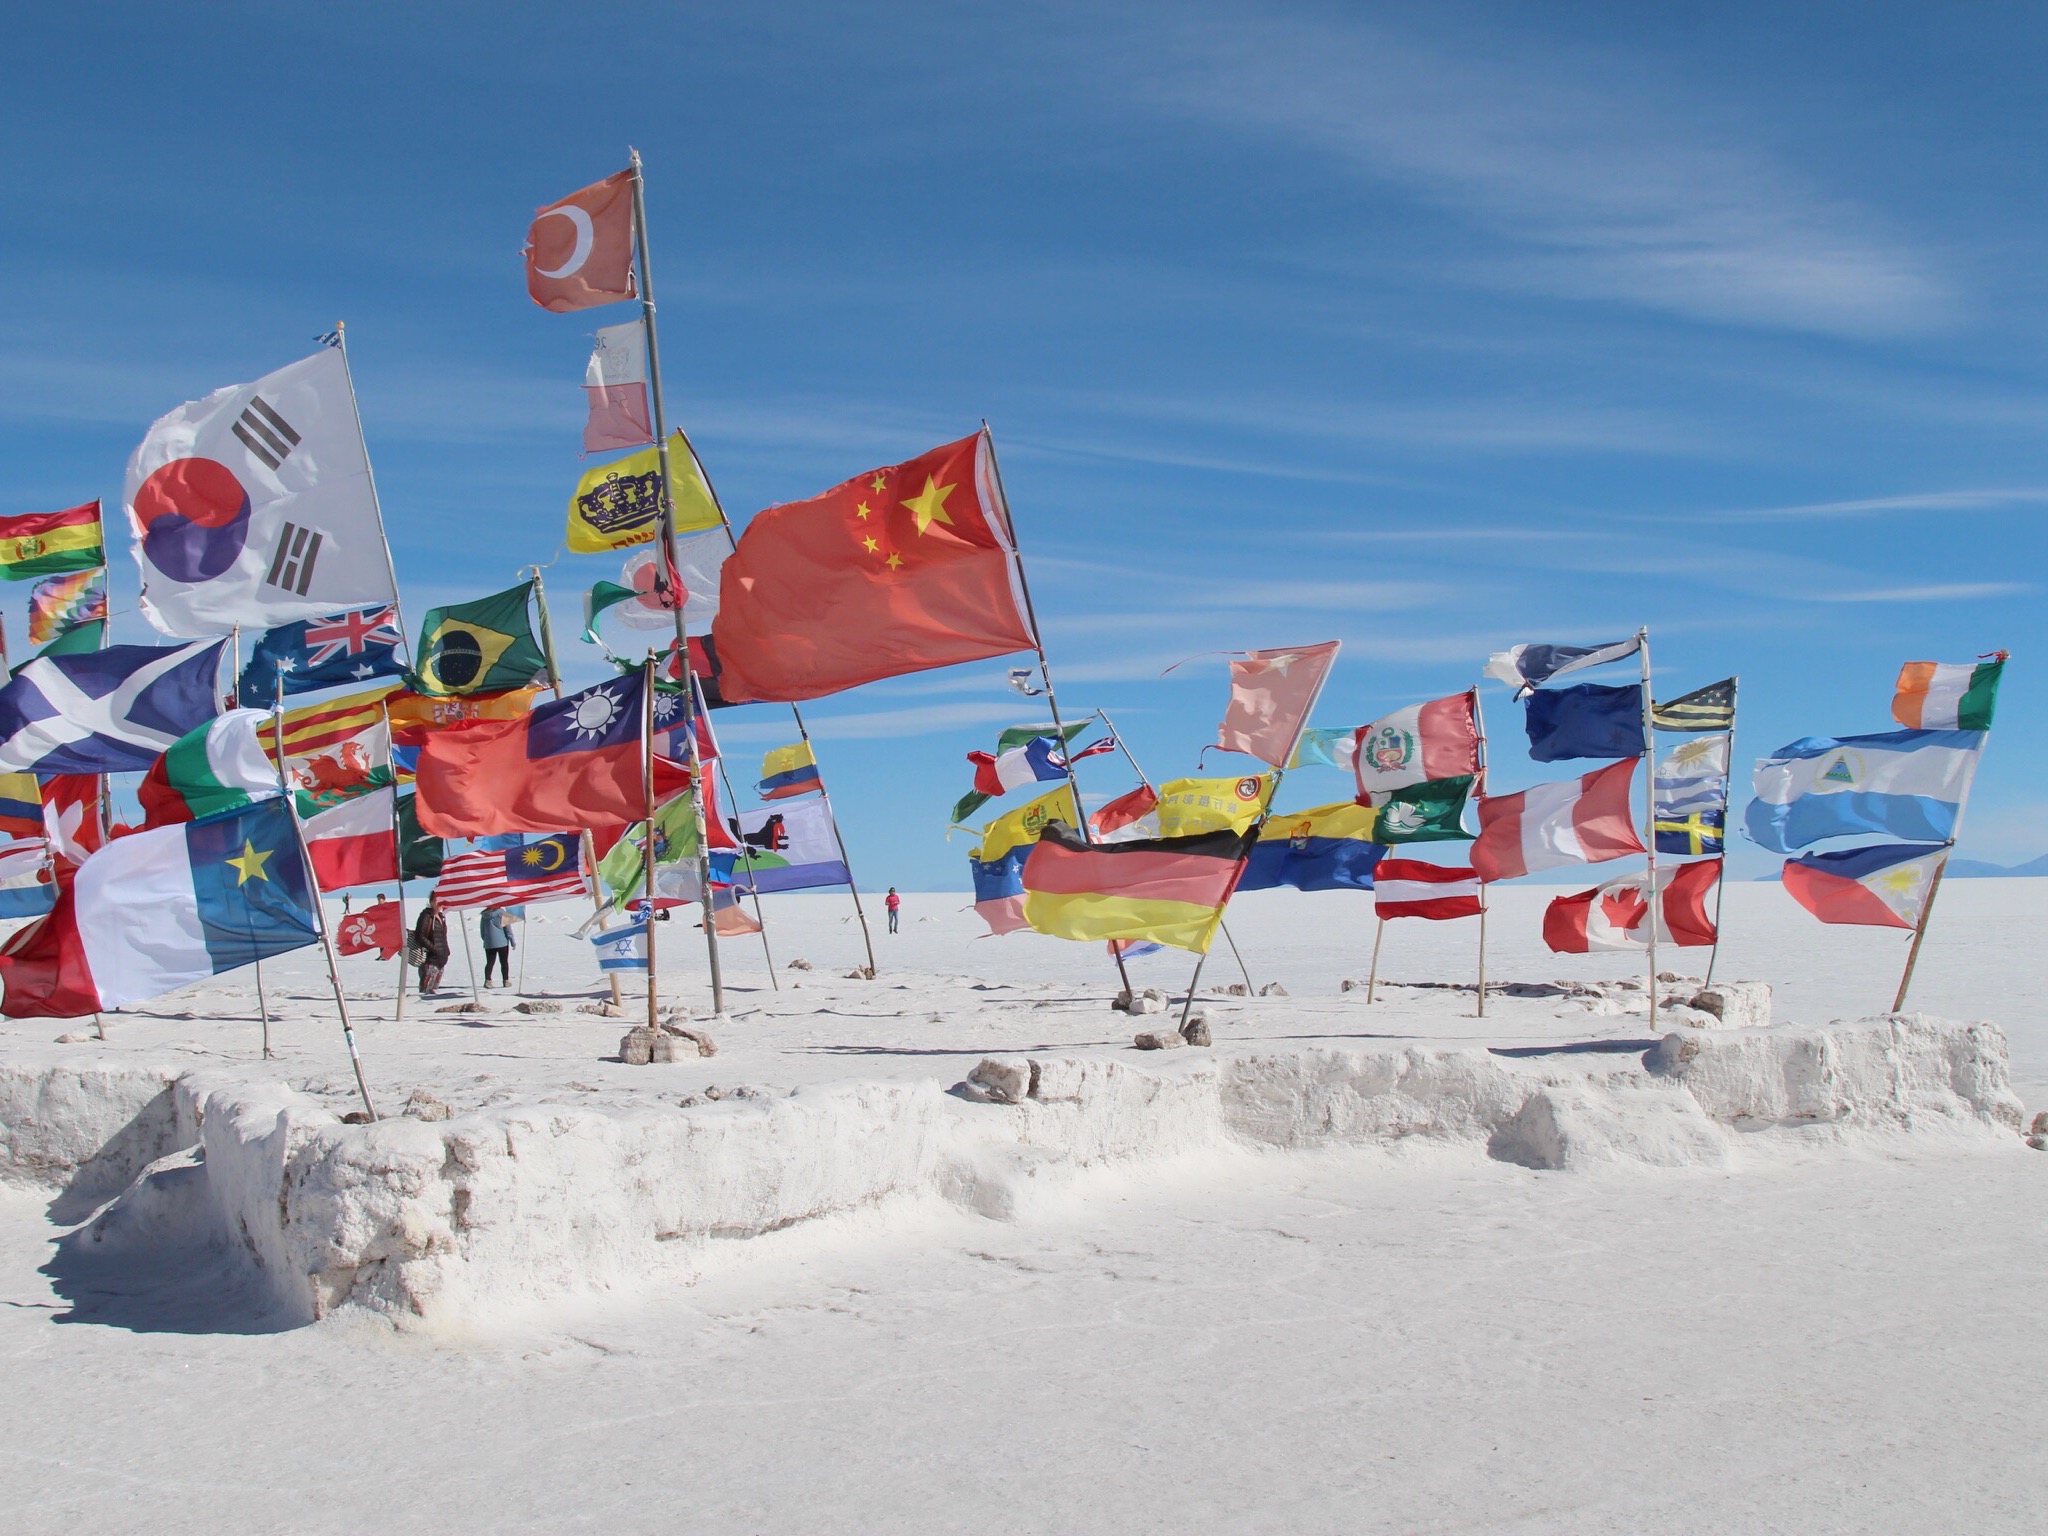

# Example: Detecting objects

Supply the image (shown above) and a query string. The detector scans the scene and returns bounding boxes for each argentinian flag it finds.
[1745,729,1983,853]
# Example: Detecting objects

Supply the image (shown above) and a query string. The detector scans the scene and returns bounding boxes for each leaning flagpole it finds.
[381,700,408,1022]
[641,656,661,1033]
[1635,627,1658,1030]
[627,149,723,1016]
[1704,675,1738,988]
[978,421,1135,999]
[1893,678,1995,1012]
[710,736,779,988]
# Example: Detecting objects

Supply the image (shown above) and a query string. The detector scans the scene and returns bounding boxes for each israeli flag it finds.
[0,640,226,774]
[590,920,650,974]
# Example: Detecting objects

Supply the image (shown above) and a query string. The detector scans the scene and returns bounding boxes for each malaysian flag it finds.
[435,834,588,909]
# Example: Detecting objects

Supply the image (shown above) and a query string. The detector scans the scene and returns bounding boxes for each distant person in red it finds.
[885,887,901,934]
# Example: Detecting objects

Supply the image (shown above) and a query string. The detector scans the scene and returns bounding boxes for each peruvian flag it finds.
[1374,859,1482,921]
[525,171,637,313]
[967,735,1066,797]
[302,786,399,891]
[1471,759,1643,882]
[1352,692,1481,794]
[1542,859,1720,952]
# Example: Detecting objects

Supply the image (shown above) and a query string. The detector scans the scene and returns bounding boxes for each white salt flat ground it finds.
[0,881,2042,1533]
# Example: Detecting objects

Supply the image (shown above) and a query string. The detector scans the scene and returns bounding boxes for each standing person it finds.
[412,894,451,998]
[885,887,901,935]
[480,904,517,988]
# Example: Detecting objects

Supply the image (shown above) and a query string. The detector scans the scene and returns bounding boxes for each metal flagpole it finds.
[525,567,622,1007]
[712,750,778,988]
[1636,628,1658,1030]
[642,657,661,1032]
[244,631,271,1056]
[1365,918,1384,1004]
[980,423,1134,999]
[332,322,413,668]
[459,920,480,1003]
[1096,705,1255,993]
[382,702,408,1022]
[1471,684,1490,1018]
[628,149,724,1016]
[1703,676,1737,988]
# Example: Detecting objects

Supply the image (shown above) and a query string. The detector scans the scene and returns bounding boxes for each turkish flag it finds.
[712,431,1037,703]
[336,899,403,961]
[525,171,637,313]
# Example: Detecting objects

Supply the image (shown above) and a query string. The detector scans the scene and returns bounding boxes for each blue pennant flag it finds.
[237,606,406,708]
[1523,683,1646,763]
[0,640,226,775]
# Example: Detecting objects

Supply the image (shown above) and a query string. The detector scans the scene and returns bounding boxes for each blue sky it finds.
[0,1,2040,888]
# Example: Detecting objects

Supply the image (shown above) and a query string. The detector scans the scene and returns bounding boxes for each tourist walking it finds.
[411,895,451,997]
[480,904,517,987]
[886,887,901,934]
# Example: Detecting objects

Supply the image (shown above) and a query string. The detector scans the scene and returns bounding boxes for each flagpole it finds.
[524,566,622,1007]
[642,656,660,1034]
[1892,853,1950,1012]
[712,749,779,988]
[1095,705,1255,994]
[1365,917,1384,1004]
[627,149,724,1016]
[248,634,273,1058]
[382,700,408,1022]
[1636,628,1658,1030]
[978,423,1133,999]
[332,322,413,668]
[1704,675,1737,988]
[1470,684,1490,1018]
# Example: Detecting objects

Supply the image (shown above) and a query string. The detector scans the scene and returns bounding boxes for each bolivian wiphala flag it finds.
[1021,821,1252,954]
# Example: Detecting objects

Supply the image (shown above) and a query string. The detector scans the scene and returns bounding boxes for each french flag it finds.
[1472,759,1643,882]
[967,735,1066,797]
[1374,859,1482,920]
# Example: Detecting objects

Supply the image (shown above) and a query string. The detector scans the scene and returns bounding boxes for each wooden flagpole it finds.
[382,701,408,1022]
[1635,628,1658,1030]
[245,631,271,1057]
[331,322,413,668]
[1365,917,1384,1004]
[1891,853,1950,1013]
[1703,676,1737,988]
[281,791,378,1121]
[642,656,660,1032]
[1470,683,1490,1018]
[627,149,724,1016]
[978,424,1136,1000]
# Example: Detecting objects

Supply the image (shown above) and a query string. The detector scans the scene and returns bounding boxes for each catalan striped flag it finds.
[0,502,103,582]
[757,741,822,800]
[1021,821,1251,954]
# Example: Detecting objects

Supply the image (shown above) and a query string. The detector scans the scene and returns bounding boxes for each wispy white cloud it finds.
[1687,488,2048,522]
[1128,10,1953,338]
[1812,582,2031,603]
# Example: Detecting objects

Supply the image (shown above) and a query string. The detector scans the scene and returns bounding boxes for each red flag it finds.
[414,672,685,838]
[712,432,1036,703]
[1215,642,1341,767]
[0,869,96,1018]
[336,899,403,961]
[1471,761,1643,883]
[41,774,103,868]
[525,171,637,313]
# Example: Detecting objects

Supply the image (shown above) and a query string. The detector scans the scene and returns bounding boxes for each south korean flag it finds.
[124,348,399,637]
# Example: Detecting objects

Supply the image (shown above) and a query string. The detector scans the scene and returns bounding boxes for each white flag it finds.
[125,348,398,637]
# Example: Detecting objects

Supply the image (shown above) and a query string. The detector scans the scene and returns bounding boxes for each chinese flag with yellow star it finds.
[712,431,1037,703]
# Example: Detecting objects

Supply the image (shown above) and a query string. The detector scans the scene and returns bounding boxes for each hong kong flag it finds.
[712,431,1037,703]
[525,171,637,313]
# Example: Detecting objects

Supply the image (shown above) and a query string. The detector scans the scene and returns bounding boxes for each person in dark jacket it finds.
[412,895,451,997]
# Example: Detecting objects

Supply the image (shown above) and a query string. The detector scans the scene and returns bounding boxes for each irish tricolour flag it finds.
[1892,654,2004,731]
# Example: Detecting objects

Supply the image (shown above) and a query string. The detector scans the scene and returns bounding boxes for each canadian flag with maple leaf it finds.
[1542,859,1720,953]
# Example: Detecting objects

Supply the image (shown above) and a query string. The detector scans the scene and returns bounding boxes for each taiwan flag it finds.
[413,670,688,838]
[711,431,1037,703]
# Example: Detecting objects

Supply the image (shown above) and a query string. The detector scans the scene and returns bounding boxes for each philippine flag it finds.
[1780,843,1946,930]
[1745,729,1983,853]
[1471,760,1643,883]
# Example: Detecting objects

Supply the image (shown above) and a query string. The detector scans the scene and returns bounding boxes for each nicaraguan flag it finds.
[236,606,406,707]
[1523,683,1645,763]
[1745,729,1982,853]
[0,799,317,1017]
[0,639,226,775]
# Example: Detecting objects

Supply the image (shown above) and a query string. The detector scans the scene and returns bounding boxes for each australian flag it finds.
[237,606,406,707]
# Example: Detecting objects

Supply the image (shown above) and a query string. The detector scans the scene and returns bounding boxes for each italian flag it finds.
[136,710,284,828]
[1892,653,2004,731]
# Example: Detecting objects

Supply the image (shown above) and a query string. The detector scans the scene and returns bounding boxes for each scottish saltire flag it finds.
[1892,655,2004,731]
[716,799,851,894]
[1485,638,1639,697]
[1237,802,1385,892]
[1745,729,1983,853]
[1652,678,1736,733]
[0,799,317,1017]
[1523,683,1646,762]
[590,919,651,974]
[0,639,225,774]
[236,606,406,707]
[1781,843,1946,930]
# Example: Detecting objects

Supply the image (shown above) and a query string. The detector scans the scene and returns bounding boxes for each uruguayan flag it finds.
[0,640,226,774]
[1745,729,1982,853]
[1655,734,1730,816]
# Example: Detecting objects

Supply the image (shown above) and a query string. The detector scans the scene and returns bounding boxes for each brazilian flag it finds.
[409,583,548,697]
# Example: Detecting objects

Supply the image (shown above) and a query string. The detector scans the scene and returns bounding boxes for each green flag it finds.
[395,792,443,879]
[409,583,548,698]
[582,580,637,646]
[1369,775,1474,844]
[596,793,704,913]
[12,619,105,675]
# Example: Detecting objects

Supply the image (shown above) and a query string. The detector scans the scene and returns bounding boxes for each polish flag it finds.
[583,323,653,453]
[1374,859,1482,921]
[525,171,637,313]
[1471,759,1643,882]
[302,786,399,892]
[1542,859,1720,952]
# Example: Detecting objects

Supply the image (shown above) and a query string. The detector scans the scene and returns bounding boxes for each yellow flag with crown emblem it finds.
[567,430,723,552]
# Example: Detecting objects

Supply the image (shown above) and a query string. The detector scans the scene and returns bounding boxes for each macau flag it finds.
[567,430,723,553]
[410,583,548,698]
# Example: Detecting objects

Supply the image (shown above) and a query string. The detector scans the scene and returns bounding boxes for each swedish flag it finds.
[1655,807,1724,856]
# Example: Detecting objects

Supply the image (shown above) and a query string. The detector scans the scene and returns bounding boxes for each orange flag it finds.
[1215,642,1341,768]
[525,171,637,313]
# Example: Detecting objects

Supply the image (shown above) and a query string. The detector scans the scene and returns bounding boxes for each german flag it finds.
[1021,821,1252,954]
[0,503,103,582]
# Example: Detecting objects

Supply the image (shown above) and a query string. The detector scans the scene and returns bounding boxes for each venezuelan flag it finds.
[757,741,822,800]
[1237,801,1386,892]
[1021,822,1251,954]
